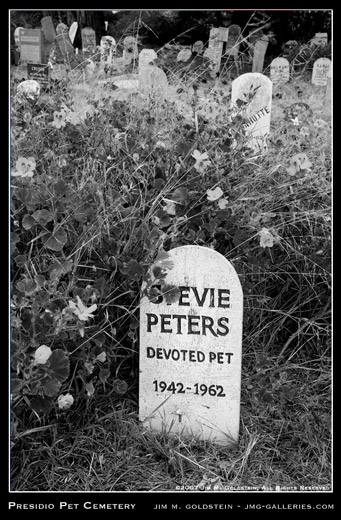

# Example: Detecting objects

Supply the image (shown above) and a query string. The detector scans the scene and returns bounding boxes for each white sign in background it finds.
[139,246,243,446]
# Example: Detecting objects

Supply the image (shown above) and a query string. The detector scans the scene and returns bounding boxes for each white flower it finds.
[57,393,74,410]
[96,351,106,363]
[34,345,52,365]
[68,295,97,321]
[259,228,275,248]
[11,156,36,178]
[192,149,211,172]
[206,186,223,201]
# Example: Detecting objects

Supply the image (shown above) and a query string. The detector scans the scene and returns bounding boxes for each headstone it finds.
[270,57,290,85]
[139,48,157,70]
[231,72,272,153]
[312,57,332,86]
[100,35,116,72]
[225,24,241,57]
[192,40,204,55]
[41,16,56,63]
[81,27,97,54]
[324,66,332,114]
[252,35,269,73]
[55,32,75,65]
[205,28,224,73]
[27,62,50,86]
[123,36,138,62]
[310,32,328,47]
[20,29,43,63]
[14,27,24,52]
[139,246,243,446]
[248,28,264,56]
[218,27,229,42]
[69,22,78,44]
[56,23,68,35]
[139,65,168,102]
[176,48,192,62]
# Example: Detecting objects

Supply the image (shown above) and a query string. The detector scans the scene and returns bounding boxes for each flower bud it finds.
[34,345,52,365]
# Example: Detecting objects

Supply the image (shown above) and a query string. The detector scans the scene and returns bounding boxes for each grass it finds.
[10,39,332,495]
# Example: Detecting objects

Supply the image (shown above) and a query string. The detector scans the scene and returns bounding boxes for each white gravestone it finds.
[139,65,168,102]
[231,72,272,153]
[252,35,269,73]
[139,48,157,70]
[139,246,243,446]
[20,29,43,63]
[69,22,78,44]
[123,36,138,63]
[312,57,332,86]
[177,48,192,62]
[270,57,290,85]
[100,35,116,72]
[192,40,204,55]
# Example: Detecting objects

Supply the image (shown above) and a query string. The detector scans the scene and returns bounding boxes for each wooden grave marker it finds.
[231,72,272,153]
[139,246,243,446]
[312,57,332,87]
[270,57,290,85]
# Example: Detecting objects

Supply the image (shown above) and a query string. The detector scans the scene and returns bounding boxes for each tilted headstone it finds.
[55,31,75,65]
[139,48,157,70]
[225,24,241,57]
[270,57,290,85]
[20,29,43,63]
[310,32,328,47]
[176,48,192,62]
[139,246,243,446]
[312,57,332,86]
[248,28,264,56]
[41,16,56,63]
[192,40,204,55]
[123,36,138,62]
[139,64,168,102]
[231,72,272,153]
[252,35,269,73]
[81,27,97,54]
[69,22,78,44]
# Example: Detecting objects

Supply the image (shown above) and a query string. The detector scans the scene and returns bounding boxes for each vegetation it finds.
[10,12,331,498]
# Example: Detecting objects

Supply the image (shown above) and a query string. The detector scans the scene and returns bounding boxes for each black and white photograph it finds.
[9,9,333,511]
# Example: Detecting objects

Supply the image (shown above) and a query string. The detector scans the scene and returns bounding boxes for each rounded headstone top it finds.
[177,48,192,62]
[16,80,41,103]
[56,23,68,35]
[100,35,116,48]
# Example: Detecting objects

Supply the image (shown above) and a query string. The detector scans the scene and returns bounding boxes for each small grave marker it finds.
[20,29,43,63]
[139,48,158,70]
[270,57,290,85]
[100,35,116,72]
[139,65,168,102]
[81,27,97,54]
[312,57,332,86]
[123,36,138,62]
[27,62,50,85]
[139,246,243,446]
[252,35,269,73]
[231,72,272,153]
[55,31,75,65]
[225,24,241,57]
[192,40,204,55]
[205,28,224,73]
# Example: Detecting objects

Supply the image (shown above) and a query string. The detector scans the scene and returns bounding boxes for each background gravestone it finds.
[218,26,229,42]
[225,24,241,57]
[139,65,168,102]
[123,36,138,63]
[81,27,97,55]
[100,35,116,73]
[192,40,204,55]
[310,32,328,47]
[270,57,290,85]
[312,57,332,86]
[176,48,192,62]
[139,48,157,70]
[139,246,243,446]
[20,29,43,64]
[41,16,56,63]
[252,35,269,73]
[231,72,272,153]
[205,28,224,73]
[69,22,78,44]
[55,32,75,66]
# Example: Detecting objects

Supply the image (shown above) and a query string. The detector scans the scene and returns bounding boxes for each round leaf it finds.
[48,349,70,382]
[42,226,67,251]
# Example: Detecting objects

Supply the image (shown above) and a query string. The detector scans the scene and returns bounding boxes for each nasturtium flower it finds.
[51,109,68,129]
[68,295,97,322]
[206,186,223,201]
[57,393,74,410]
[96,351,106,363]
[34,345,52,365]
[259,227,275,249]
[11,156,36,178]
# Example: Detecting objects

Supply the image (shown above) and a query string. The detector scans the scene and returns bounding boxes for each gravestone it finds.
[55,32,75,65]
[69,22,78,44]
[139,246,243,446]
[100,35,116,72]
[270,57,290,84]
[177,48,192,62]
[14,27,24,52]
[139,65,168,102]
[41,16,56,63]
[252,35,269,73]
[27,63,50,86]
[324,66,332,115]
[248,28,264,56]
[123,36,138,63]
[81,27,97,54]
[218,27,229,42]
[139,48,157,70]
[231,72,272,153]
[20,29,43,63]
[310,32,328,47]
[225,24,241,57]
[312,57,332,86]
[205,28,224,73]
[192,40,204,55]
